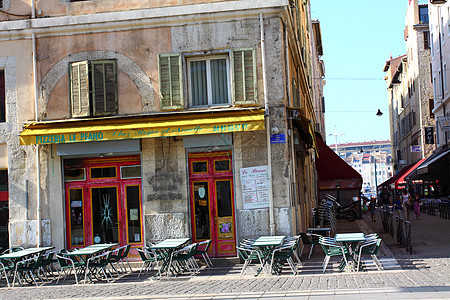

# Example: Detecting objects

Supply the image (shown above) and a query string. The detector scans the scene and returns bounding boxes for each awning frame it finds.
[20,107,266,145]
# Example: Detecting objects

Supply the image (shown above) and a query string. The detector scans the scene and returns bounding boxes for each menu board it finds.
[240,165,270,209]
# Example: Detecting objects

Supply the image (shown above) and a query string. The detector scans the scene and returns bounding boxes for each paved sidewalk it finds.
[0,210,449,300]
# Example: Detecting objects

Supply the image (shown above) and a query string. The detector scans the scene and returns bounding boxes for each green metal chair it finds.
[299,232,320,259]
[110,244,132,273]
[236,245,265,276]
[170,243,199,276]
[84,251,114,283]
[13,254,46,286]
[193,240,212,268]
[355,238,383,271]
[318,236,348,273]
[136,248,161,277]
[269,237,300,275]
[0,259,14,287]
[55,251,86,284]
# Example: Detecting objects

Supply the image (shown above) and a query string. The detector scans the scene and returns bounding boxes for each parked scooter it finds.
[323,194,359,222]
[335,197,359,222]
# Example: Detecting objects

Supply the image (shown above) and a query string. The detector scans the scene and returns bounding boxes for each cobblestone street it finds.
[1,211,450,300]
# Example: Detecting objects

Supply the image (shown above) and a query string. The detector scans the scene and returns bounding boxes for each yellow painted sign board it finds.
[20,111,266,145]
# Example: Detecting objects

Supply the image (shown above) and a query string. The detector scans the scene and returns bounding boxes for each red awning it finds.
[379,159,426,190]
[315,134,362,190]
[394,158,426,189]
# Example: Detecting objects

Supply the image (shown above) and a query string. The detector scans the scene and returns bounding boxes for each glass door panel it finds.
[216,180,234,240]
[69,188,85,246]
[91,186,118,244]
[126,185,142,243]
[193,181,210,240]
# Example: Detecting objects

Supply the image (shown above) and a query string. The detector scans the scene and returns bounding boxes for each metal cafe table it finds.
[0,246,55,286]
[63,243,119,283]
[148,238,190,277]
[251,236,286,275]
[307,227,332,237]
[334,233,366,271]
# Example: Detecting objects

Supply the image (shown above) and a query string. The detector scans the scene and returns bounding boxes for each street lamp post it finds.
[328,125,345,156]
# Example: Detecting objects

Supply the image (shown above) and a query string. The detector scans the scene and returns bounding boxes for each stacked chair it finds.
[236,239,265,276]
[313,194,338,234]
[318,236,348,273]
[269,236,300,275]
[354,234,383,271]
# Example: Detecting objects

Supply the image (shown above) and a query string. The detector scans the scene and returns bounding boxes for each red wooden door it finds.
[64,156,143,251]
[189,151,236,257]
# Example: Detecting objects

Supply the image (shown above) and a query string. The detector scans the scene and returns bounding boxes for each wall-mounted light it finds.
[376,109,383,117]
[431,0,447,6]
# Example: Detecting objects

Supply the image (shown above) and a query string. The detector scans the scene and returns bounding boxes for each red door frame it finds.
[188,151,236,257]
[64,155,143,251]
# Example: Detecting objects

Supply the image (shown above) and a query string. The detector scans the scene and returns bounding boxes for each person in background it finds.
[413,193,421,220]
[379,186,391,212]
[401,188,412,220]
[369,196,376,222]
[393,195,403,217]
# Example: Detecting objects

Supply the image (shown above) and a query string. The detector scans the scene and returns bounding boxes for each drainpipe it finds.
[260,14,275,236]
[31,0,41,246]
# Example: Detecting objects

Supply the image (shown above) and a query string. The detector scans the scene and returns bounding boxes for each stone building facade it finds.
[0,0,324,258]
[384,0,435,172]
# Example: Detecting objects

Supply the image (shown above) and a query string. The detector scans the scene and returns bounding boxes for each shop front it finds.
[19,108,265,258]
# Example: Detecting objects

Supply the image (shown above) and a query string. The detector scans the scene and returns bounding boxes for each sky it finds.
[310,0,410,145]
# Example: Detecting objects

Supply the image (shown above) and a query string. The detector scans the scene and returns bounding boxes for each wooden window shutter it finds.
[232,48,257,105]
[92,60,117,116]
[158,53,183,110]
[70,61,90,118]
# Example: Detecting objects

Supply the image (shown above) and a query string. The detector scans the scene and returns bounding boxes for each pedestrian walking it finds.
[369,196,376,222]
[379,186,391,212]
[393,195,403,218]
[401,188,411,220]
[413,193,421,220]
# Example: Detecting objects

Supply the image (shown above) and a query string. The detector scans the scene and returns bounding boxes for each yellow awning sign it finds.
[20,110,266,145]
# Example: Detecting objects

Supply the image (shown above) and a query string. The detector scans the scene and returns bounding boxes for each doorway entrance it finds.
[64,155,142,250]
[189,151,236,257]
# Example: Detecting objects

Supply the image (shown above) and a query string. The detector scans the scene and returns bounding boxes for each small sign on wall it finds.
[411,145,421,152]
[270,133,286,144]
[240,165,270,209]
[425,127,434,144]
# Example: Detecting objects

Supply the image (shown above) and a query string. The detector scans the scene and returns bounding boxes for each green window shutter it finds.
[232,48,257,105]
[158,53,183,110]
[92,60,117,116]
[70,61,90,117]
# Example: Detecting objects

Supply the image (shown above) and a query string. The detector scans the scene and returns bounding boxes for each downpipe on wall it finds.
[31,0,41,246]
[260,14,275,236]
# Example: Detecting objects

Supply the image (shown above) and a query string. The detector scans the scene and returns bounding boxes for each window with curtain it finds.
[158,48,256,110]
[188,57,230,107]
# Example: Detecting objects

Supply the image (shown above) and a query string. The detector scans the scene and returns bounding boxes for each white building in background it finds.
[330,141,393,197]
[429,0,450,147]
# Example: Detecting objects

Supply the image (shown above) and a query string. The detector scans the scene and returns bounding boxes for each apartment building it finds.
[0,0,324,257]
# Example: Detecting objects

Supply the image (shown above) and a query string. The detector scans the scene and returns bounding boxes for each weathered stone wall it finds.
[142,137,189,242]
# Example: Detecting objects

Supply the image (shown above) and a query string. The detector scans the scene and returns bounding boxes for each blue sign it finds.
[270,133,286,144]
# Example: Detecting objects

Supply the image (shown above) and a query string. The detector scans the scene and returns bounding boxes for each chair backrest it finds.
[121,244,132,259]
[136,248,151,261]
[197,240,211,252]
[299,233,312,245]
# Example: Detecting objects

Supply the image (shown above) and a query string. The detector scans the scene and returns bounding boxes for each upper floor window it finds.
[188,56,230,107]
[419,6,429,24]
[0,70,5,122]
[70,60,117,118]
[158,48,256,110]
